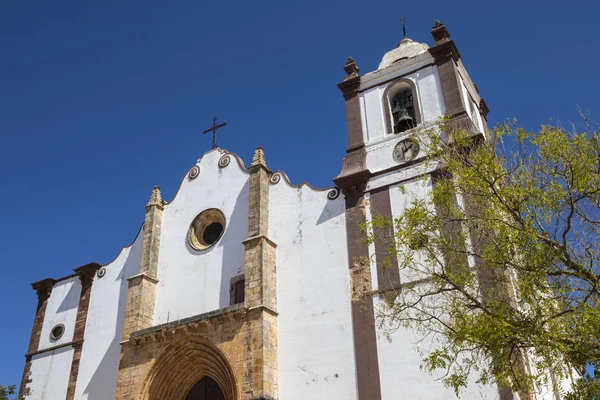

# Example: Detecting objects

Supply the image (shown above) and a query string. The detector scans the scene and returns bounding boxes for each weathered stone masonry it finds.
[241,147,278,400]
[115,148,278,400]
[116,185,164,399]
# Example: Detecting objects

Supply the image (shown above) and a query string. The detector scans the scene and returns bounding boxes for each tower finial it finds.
[251,146,267,168]
[342,57,360,80]
[431,20,450,44]
[146,186,163,207]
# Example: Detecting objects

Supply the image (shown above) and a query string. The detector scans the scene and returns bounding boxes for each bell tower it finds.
[334,22,492,400]
[334,21,489,193]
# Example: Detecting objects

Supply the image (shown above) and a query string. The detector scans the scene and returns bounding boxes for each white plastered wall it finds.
[526,350,573,400]
[360,66,444,146]
[362,85,385,143]
[153,149,249,324]
[270,182,358,400]
[458,74,484,134]
[388,177,433,285]
[39,277,81,350]
[26,347,74,400]
[75,230,144,399]
[370,178,500,399]
[360,66,444,175]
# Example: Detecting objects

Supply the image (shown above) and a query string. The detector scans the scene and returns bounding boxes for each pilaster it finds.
[428,21,480,137]
[334,57,371,195]
[66,262,101,400]
[335,55,382,399]
[19,278,55,397]
[122,186,163,340]
[140,186,164,278]
[243,147,278,400]
[117,186,163,398]
[344,194,382,400]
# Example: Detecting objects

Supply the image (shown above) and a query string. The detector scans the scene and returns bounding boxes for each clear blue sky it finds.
[1,0,597,388]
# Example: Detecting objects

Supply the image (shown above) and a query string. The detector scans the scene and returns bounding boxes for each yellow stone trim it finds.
[127,272,159,284]
[241,234,278,248]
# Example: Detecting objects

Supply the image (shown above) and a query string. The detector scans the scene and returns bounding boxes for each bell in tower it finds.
[391,90,415,133]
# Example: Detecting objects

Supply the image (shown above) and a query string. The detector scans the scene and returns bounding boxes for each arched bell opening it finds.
[185,376,225,400]
[382,78,422,135]
[391,89,416,133]
[141,335,238,400]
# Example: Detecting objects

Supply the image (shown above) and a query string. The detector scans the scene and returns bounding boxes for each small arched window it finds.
[383,79,421,135]
[230,274,245,305]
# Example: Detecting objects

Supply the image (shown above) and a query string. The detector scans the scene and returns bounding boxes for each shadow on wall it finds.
[316,195,345,226]
[55,278,81,313]
[182,179,249,311]
[82,233,143,400]
[81,179,249,398]
[219,180,249,308]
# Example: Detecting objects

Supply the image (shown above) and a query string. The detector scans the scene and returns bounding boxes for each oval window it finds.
[188,209,226,251]
[50,324,65,341]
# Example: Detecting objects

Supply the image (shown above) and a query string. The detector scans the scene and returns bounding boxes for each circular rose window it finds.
[188,209,226,251]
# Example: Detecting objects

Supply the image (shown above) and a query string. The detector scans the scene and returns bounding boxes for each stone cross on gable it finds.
[202,116,227,149]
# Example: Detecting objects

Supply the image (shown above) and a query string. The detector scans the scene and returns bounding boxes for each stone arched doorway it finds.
[185,376,225,400]
[141,335,238,400]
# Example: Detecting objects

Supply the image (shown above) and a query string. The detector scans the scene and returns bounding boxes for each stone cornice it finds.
[25,339,84,358]
[31,278,55,302]
[130,303,247,340]
[241,234,278,248]
[337,75,361,100]
[248,163,272,175]
[126,272,159,284]
[247,304,278,317]
[360,58,435,91]
[73,262,101,289]
[428,40,461,63]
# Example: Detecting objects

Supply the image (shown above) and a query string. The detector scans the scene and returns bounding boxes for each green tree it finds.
[365,117,600,398]
[0,385,28,400]
[565,370,600,400]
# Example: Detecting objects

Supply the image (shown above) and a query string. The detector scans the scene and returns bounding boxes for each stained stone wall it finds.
[116,305,277,400]
[117,148,279,400]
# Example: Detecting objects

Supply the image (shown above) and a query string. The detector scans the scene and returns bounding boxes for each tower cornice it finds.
[428,39,461,63]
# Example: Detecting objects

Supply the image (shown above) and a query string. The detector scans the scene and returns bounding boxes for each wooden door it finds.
[185,376,225,400]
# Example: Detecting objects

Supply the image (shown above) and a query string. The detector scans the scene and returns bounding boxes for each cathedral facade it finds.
[19,22,555,400]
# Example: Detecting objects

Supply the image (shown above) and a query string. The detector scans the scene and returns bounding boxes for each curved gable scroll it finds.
[141,335,238,400]
[269,170,341,200]
[382,78,422,135]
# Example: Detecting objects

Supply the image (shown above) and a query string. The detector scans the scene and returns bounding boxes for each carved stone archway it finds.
[140,335,238,400]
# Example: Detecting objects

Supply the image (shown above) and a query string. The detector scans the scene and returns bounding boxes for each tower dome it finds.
[378,37,429,70]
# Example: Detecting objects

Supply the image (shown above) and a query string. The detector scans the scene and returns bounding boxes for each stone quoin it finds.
[19,22,564,400]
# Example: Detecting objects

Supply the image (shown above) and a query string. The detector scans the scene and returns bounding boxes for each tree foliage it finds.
[564,370,600,400]
[0,385,27,400]
[365,118,600,397]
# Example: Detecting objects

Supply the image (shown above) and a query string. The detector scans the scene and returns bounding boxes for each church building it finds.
[20,22,555,400]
